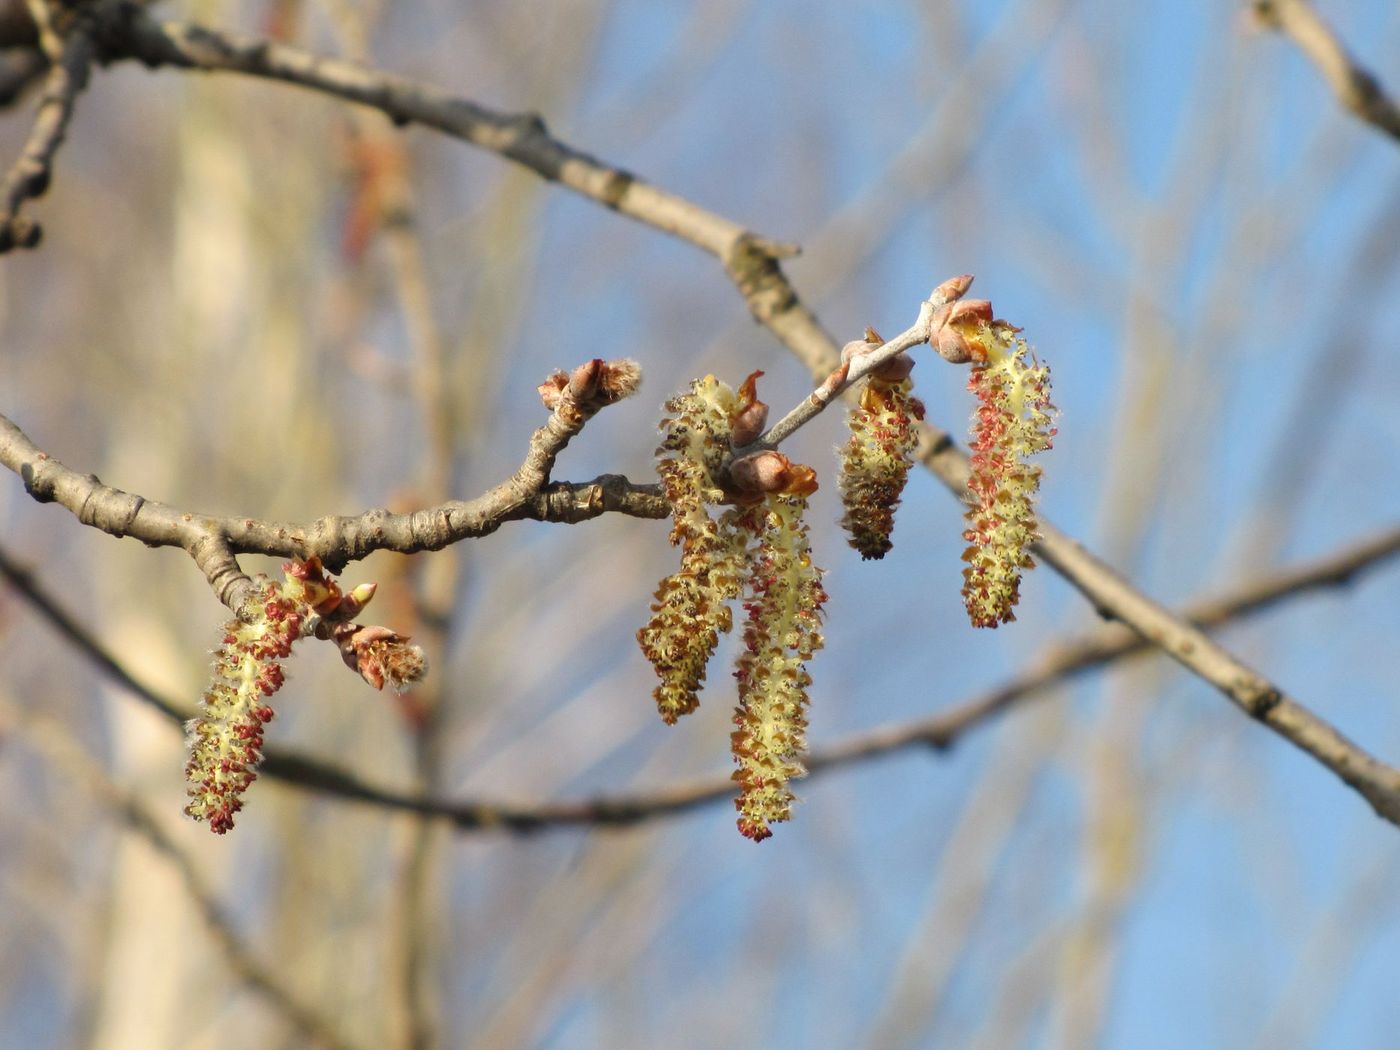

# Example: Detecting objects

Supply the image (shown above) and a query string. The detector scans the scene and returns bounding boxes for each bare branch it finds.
[5,525,1398,832]
[1250,0,1400,144]
[0,7,91,251]
[0,408,666,615]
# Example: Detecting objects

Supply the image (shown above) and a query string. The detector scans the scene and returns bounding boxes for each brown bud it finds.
[871,353,915,383]
[840,339,869,366]
[730,451,819,497]
[730,370,770,446]
[537,371,568,409]
[843,331,915,382]
[541,359,641,411]
[931,273,974,305]
[932,298,994,363]
[568,358,604,400]
[947,299,993,325]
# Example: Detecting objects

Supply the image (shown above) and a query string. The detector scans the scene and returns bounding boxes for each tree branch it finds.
[0,4,92,251]
[5,524,1397,832]
[1250,0,1400,144]
[0,408,667,615]
[14,5,1400,824]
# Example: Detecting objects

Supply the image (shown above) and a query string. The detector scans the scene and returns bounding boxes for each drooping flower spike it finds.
[185,557,425,834]
[637,372,826,839]
[952,312,1056,627]
[837,327,926,560]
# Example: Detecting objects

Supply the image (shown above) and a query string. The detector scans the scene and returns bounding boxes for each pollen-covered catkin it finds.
[637,376,753,722]
[957,320,1055,627]
[731,494,827,841]
[837,369,925,559]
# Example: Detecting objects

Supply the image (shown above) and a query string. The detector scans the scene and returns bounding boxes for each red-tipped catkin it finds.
[958,319,1056,627]
[184,580,307,834]
[185,558,425,833]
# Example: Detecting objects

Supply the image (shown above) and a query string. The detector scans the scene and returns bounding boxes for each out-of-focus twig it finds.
[0,702,358,1050]
[0,5,92,251]
[1250,0,1400,143]
[5,524,1399,832]
[0,47,45,106]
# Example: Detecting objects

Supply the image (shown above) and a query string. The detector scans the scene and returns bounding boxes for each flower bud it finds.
[729,370,769,447]
[537,371,568,409]
[730,451,818,497]
[931,273,975,306]
[568,358,604,400]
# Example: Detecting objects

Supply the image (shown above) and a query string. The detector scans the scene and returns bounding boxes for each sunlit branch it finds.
[0,410,666,616]
[0,4,92,251]
[4,3,1398,825]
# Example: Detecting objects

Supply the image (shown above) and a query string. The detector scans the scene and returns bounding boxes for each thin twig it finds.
[0,8,92,251]
[1250,0,1400,144]
[743,274,971,453]
[4,525,1398,832]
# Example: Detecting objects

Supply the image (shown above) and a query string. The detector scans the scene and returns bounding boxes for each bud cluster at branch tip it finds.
[537,357,642,426]
[184,557,425,834]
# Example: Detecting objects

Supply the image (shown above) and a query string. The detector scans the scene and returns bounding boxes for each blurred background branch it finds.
[1251,0,1400,142]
